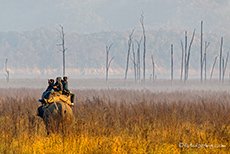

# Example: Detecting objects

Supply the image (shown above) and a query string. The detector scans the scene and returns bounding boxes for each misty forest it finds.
[1,0,230,80]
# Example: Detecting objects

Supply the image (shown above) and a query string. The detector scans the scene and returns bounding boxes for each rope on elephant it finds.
[53,96,59,111]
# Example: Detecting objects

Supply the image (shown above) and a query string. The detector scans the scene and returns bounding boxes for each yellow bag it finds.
[59,95,72,106]
[46,92,72,106]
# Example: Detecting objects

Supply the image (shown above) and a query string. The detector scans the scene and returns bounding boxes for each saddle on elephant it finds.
[44,91,73,107]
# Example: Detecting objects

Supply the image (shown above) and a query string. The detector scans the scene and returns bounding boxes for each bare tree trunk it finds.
[200,21,203,84]
[186,29,196,80]
[132,42,137,82]
[151,55,155,82]
[137,42,140,81]
[222,52,229,84]
[125,43,130,80]
[222,58,224,84]
[210,55,218,79]
[203,42,210,83]
[171,44,173,83]
[204,53,206,83]
[180,40,184,83]
[140,13,146,84]
[106,44,114,83]
[136,37,142,82]
[57,25,67,77]
[184,31,187,83]
[106,48,108,82]
[143,35,146,83]
[125,29,135,81]
[219,37,223,83]
[5,58,9,83]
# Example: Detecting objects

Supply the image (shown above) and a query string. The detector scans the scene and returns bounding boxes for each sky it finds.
[1,0,230,34]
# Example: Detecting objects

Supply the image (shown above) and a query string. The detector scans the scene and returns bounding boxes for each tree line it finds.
[1,24,230,81]
[106,19,230,85]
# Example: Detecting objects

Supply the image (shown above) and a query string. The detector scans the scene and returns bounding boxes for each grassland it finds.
[0,81,230,153]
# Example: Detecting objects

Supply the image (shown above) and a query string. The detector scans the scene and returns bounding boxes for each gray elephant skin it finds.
[37,101,74,135]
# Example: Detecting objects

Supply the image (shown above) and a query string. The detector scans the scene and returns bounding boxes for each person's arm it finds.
[53,83,57,91]
[64,83,70,92]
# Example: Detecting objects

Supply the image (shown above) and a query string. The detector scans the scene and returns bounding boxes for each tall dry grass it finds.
[0,88,229,153]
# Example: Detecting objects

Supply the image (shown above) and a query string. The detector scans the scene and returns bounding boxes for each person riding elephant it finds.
[37,76,74,120]
[39,79,54,104]
[62,76,70,95]
[53,77,63,94]
[45,79,55,92]
[62,76,75,106]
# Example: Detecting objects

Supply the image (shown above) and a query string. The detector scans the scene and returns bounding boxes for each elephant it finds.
[37,101,74,135]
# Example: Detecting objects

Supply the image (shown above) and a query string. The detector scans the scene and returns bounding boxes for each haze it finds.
[1,0,230,79]
[1,0,230,34]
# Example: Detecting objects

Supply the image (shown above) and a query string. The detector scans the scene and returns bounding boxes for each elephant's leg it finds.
[37,106,44,118]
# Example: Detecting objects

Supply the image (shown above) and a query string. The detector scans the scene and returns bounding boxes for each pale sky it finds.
[0,0,230,34]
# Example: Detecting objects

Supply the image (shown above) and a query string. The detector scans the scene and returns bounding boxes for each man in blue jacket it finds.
[39,79,54,103]
[53,77,63,94]
[62,76,74,106]
[62,76,70,95]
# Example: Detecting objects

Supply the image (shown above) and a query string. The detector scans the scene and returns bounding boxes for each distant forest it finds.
[0,27,230,78]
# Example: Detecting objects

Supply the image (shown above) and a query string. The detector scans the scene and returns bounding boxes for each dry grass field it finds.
[0,85,230,153]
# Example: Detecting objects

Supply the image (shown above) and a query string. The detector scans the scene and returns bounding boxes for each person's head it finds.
[56,77,62,83]
[49,79,54,84]
[63,76,68,82]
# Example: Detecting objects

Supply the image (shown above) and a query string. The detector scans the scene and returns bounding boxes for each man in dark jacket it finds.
[45,79,54,92]
[39,79,54,103]
[53,77,63,94]
[38,79,54,115]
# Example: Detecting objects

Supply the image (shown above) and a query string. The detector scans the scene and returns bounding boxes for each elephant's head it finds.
[41,101,74,135]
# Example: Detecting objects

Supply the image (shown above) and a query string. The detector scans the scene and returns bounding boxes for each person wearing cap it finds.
[45,79,54,93]
[39,79,54,103]
[53,77,63,94]
[62,76,70,95]
[62,76,75,106]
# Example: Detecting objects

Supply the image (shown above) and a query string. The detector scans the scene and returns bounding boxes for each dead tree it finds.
[222,58,224,84]
[182,29,195,83]
[219,37,223,83]
[171,44,173,83]
[5,58,9,83]
[202,42,210,83]
[180,40,184,83]
[151,55,155,82]
[210,55,219,79]
[186,29,196,80]
[136,37,142,82]
[106,44,114,83]
[131,42,137,82]
[125,29,135,81]
[184,31,187,83]
[140,13,146,83]
[222,52,229,84]
[200,21,203,84]
[130,42,137,82]
[57,25,67,77]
